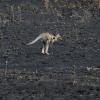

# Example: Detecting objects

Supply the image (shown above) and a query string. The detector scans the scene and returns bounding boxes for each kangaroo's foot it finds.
[41,51,45,54]
[45,52,50,55]
[41,48,45,54]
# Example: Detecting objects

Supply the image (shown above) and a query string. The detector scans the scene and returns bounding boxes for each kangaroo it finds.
[27,32,62,55]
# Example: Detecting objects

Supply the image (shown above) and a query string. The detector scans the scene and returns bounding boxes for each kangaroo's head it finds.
[51,34,62,44]
[56,34,62,40]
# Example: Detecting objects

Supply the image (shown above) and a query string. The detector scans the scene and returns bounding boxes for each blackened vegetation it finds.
[0,0,100,99]
[0,0,100,68]
[0,68,100,100]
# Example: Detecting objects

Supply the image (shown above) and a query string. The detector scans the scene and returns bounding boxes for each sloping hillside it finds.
[0,0,100,70]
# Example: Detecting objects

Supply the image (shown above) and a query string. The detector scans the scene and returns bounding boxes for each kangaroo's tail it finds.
[27,35,42,45]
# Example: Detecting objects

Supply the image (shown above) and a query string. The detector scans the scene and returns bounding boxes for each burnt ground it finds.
[0,0,100,100]
[0,0,100,69]
[0,68,100,100]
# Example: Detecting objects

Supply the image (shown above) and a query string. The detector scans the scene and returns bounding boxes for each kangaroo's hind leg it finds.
[45,41,50,55]
[41,41,46,54]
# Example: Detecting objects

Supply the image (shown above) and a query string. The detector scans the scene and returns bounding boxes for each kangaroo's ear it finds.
[56,34,60,37]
